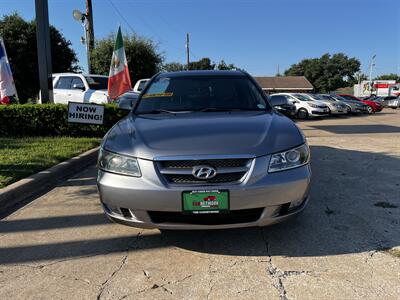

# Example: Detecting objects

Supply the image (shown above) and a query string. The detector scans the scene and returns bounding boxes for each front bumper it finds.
[310,108,329,116]
[329,105,347,115]
[97,156,312,230]
[351,106,368,113]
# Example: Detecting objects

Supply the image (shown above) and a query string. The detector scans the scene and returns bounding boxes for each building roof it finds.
[254,76,313,90]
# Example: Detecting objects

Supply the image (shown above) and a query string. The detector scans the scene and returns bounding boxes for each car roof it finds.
[53,73,107,78]
[157,70,245,78]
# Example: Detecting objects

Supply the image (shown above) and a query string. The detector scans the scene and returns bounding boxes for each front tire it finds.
[367,106,373,114]
[297,108,308,119]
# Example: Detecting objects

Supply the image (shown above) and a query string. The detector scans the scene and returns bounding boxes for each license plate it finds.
[182,190,229,214]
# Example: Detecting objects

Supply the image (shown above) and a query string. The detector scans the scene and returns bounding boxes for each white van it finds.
[271,93,329,119]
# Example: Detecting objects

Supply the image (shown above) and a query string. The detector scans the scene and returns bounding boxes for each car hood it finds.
[102,111,305,160]
[311,100,328,107]
[362,100,380,106]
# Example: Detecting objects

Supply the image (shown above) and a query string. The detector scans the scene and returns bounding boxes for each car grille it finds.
[157,158,252,185]
[148,208,264,225]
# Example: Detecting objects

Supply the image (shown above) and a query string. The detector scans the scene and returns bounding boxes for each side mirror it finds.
[72,83,85,91]
[269,97,287,107]
[117,94,139,111]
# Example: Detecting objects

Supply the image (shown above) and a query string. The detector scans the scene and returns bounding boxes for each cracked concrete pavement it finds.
[1,110,399,299]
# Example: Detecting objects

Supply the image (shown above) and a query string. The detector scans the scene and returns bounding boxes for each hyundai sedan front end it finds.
[97,70,312,229]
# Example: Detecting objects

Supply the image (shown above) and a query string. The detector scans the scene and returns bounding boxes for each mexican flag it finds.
[108,26,132,100]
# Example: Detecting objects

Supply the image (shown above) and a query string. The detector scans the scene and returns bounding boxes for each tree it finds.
[284,53,361,92]
[91,33,163,84]
[216,60,236,70]
[189,57,215,70]
[374,73,400,82]
[162,58,237,72]
[163,62,185,72]
[0,13,78,103]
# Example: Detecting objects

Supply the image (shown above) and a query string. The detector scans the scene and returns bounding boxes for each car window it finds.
[294,94,310,101]
[85,76,108,90]
[136,75,268,113]
[271,95,287,102]
[284,95,296,102]
[54,76,74,89]
[71,77,85,88]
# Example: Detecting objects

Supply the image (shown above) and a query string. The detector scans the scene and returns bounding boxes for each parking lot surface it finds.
[1,110,399,299]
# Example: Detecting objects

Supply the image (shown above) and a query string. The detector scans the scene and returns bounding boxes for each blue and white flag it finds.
[0,38,17,104]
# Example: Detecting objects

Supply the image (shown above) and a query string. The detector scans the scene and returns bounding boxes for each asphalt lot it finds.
[1,110,399,299]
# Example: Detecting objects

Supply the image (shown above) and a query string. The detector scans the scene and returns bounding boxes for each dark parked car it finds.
[268,94,297,117]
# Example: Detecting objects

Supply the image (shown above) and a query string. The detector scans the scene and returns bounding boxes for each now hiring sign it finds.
[68,102,104,125]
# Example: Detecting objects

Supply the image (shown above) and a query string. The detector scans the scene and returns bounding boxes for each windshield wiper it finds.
[137,109,184,115]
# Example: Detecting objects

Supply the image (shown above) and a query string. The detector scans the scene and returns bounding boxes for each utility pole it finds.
[186,33,190,71]
[35,0,53,103]
[86,0,94,73]
[369,55,376,96]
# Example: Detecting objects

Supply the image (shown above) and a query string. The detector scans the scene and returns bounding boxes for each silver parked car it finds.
[304,94,347,115]
[319,94,367,114]
[387,97,400,109]
[97,70,311,230]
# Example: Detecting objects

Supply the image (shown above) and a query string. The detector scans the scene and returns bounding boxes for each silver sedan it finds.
[97,70,311,230]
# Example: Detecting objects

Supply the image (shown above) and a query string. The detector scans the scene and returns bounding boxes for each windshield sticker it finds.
[142,92,173,99]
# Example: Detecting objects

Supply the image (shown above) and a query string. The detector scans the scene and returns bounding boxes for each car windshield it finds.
[85,76,108,90]
[319,95,335,101]
[135,75,268,114]
[308,94,324,100]
[294,94,312,101]
[332,95,347,101]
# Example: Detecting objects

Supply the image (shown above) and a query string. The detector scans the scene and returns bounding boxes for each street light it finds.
[72,9,91,73]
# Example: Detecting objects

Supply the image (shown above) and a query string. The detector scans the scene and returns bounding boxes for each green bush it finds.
[0,104,129,137]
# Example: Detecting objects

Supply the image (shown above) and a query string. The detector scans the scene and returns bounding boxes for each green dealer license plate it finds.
[182,190,229,214]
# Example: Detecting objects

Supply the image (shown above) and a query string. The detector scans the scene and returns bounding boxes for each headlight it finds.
[98,149,141,177]
[268,144,310,173]
[309,103,318,108]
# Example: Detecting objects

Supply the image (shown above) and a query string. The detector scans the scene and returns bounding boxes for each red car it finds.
[338,94,383,114]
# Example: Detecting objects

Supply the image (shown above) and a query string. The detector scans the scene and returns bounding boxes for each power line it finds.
[106,0,184,53]
[106,0,136,34]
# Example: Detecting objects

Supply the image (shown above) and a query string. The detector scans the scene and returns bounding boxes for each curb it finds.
[0,147,99,213]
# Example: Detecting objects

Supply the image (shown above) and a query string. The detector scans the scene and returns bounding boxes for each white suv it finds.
[45,73,110,104]
[272,93,329,119]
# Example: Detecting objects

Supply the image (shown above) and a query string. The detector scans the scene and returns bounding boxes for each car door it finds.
[69,76,86,103]
[53,76,73,104]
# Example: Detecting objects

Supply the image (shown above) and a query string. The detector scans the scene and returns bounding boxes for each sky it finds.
[1,0,399,77]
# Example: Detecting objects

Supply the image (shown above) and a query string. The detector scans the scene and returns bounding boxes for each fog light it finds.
[289,199,304,209]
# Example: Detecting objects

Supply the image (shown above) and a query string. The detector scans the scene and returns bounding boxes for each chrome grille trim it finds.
[155,158,253,185]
